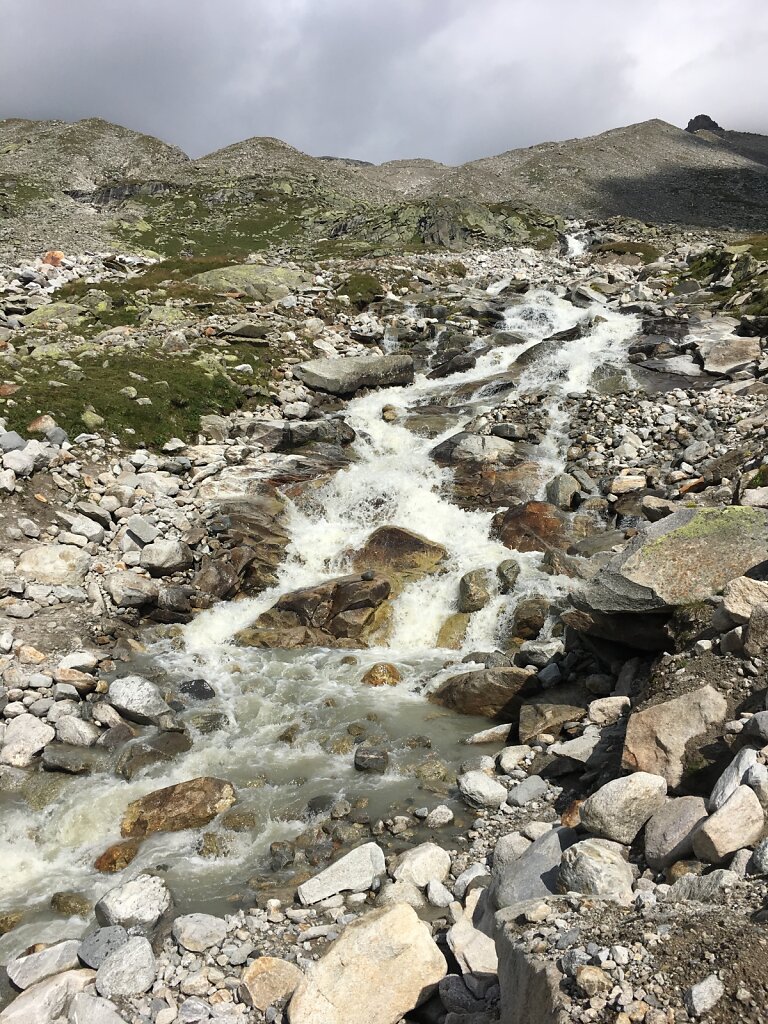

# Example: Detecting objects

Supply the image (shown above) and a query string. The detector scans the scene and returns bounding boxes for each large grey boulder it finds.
[558,839,633,901]
[188,264,309,301]
[573,507,768,616]
[487,826,579,914]
[709,747,759,811]
[106,675,172,725]
[69,993,128,1024]
[496,930,566,1024]
[580,772,667,844]
[287,904,445,1024]
[294,354,414,395]
[104,571,159,607]
[0,714,55,767]
[139,539,193,576]
[95,937,156,999]
[644,797,709,869]
[297,842,385,905]
[94,873,172,931]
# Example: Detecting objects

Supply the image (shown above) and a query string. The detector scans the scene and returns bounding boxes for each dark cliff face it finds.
[686,114,725,136]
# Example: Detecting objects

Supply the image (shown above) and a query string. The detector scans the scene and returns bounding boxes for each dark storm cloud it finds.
[1,0,766,164]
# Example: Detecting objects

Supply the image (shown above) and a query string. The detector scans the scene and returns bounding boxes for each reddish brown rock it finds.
[42,250,65,267]
[362,663,401,687]
[94,838,142,873]
[492,501,573,553]
[351,526,446,582]
[430,666,537,720]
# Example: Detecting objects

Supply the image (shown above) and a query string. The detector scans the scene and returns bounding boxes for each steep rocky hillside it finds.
[2,114,767,263]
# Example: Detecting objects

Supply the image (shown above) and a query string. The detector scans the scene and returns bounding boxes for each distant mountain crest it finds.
[685,114,725,136]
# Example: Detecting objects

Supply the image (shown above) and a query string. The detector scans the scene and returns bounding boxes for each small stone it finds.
[95,936,156,998]
[239,956,303,1011]
[172,912,228,952]
[458,769,507,809]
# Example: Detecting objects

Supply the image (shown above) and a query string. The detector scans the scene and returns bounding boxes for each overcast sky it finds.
[1,0,766,164]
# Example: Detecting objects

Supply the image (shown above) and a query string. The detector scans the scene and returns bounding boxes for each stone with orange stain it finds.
[42,250,65,267]
[94,838,142,873]
[362,663,401,687]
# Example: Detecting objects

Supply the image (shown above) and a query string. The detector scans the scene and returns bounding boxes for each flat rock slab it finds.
[188,264,309,301]
[121,776,236,838]
[287,904,446,1024]
[297,842,385,905]
[574,506,768,615]
[295,354,414,395]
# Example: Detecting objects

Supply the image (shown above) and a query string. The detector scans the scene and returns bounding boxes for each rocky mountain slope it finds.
[3,115,768,263]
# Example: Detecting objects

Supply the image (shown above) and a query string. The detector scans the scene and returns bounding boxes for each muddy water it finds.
[0,281,638,960]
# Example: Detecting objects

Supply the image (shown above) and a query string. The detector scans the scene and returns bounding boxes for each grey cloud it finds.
[0,0,766,164]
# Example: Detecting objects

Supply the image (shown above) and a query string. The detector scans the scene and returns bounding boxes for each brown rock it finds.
[622,685,727,787]
[239,956,303,1011]
[519,691,587,743]
[430,666,537,719]
[492,501,573,553]
[350,526,446,582]
[0,910,23,936]
[121,777,236,839]
[238,572,391,649]
[94,838,142,873]
[362,663,401,687]
[42,250,65,266]
[436,612,470,649]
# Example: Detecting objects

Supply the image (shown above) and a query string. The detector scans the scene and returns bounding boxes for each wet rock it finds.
[178,677,216,700]
[297,842,385,905]
[580,772,667,844]
[239,572,391,648]
[361,662,401,687]
[240,956,303,1011]
[622,686,727,787]
[116,731,193,780]
[557,838,633,900]
[692,785,764,863]
[492,501,574,553]
[295,354,414,394]
[50,891,91,917]
[458,569,492,612]
[354,746,389,773]
[458,769,508,809]
[546,472,580,510]
[172,912,228,952]
[78,926,129,969]
[95,873,172,931]
[393,842,451,888]
[0,969,94,1024]
[497,558,521,594]
[430,665,536,718]
[94,839,142,873]
[644,796,709,869]
[95,936,156,999]
[351,525,446,583]
[120,776,236,838]
[6,939,81,990]
[106,675,172,725]
[287,904,446,1024]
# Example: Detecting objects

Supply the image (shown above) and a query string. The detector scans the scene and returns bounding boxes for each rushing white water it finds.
[0,271,638,961]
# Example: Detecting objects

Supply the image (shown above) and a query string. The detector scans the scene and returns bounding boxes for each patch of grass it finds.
[738,234,768,261]
[591,240,661,264]
[337,272,385,308]
[1,347,269,447]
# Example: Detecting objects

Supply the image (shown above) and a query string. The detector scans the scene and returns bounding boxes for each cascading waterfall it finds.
[0,262,639,960]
